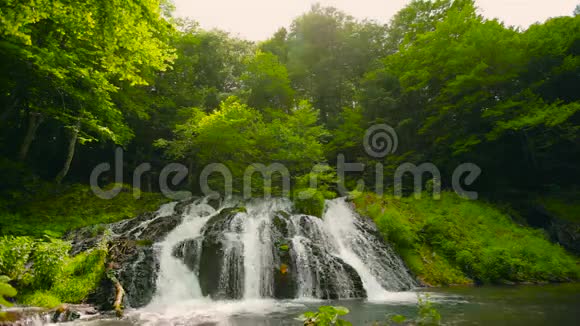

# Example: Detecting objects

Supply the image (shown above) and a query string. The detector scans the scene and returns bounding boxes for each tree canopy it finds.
[0,0,577,196]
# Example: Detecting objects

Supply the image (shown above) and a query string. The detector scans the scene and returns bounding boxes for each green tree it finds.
[259,28,289,63]
[0,0,175,182]
[156,97,327,194]
[241,51,294,112]
[385,0,463,54]
[286,5,387,125]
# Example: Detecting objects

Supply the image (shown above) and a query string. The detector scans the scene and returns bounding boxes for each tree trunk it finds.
[0,97,19,122]
[521,130,539,170]
[55,120,81,184]
[18,111,43,161]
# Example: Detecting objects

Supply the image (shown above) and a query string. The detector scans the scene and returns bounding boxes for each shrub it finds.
[417,294,441,326]
[0,235,108,308]
[293,165,337,218]
[30,239,71,289]
[0,236,34,281]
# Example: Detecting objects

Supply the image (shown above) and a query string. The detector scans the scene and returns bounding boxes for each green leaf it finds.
[333,306,350,316]
[391,314,407,323]
[336,320,353,326]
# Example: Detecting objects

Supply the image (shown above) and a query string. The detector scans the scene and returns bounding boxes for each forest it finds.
[0,0,579,325]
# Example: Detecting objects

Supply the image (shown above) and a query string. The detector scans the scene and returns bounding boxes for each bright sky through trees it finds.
[174,0,578,40]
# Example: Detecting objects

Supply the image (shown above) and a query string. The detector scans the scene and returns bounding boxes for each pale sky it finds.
[173,0,578,41]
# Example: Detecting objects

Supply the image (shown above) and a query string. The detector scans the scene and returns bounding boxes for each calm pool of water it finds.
[69,283,580,325]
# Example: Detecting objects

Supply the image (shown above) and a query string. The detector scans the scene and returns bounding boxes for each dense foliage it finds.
[355,192,580,285]
[1,0,578,198]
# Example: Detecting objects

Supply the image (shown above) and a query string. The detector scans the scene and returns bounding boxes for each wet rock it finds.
[87,239,158,309]
[0,305,94,325]
[270,212,297,298]
[109,212,156,236]
[197,208,244,299]
[306,244,366,299]
[529,205,580,255]
[138,214,182,242]
[51,305,81,323]
[172,238,202,273]
[272,246,296,299]
[67,199,196,310]
[272,211,291,238]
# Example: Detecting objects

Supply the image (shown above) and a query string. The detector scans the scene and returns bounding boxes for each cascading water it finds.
[113,196,419,324]
[145,196,415,306]
[150,198,220,304]
[323,198,417,300]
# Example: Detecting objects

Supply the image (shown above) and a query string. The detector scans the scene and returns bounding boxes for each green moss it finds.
[279,244,290,251]
[0,275,17,307]
[20,291,61,308]
[355,192,580,285]
[231,206,247,214]
[136,239,153,247]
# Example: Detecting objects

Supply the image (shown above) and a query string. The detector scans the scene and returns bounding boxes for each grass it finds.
[0,183,168,238]
[354,192,580,286]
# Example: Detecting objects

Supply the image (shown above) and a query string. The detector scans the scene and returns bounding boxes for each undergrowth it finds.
[354,192,580,286]
[0,235,108,308]
[0,183,168,238]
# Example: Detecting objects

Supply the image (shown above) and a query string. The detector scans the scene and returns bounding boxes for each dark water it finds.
[75,283,580,326]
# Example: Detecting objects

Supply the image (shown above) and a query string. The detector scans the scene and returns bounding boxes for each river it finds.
[63,283,579,325]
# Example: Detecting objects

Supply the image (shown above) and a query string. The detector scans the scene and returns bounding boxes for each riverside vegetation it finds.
[0,0,579,324]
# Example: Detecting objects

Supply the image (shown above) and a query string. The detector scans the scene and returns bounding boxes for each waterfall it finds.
[149,198,220,305]
[323,198,417,300]
[147,196,416,306]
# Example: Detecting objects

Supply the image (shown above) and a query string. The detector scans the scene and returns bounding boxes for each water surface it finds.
[69,283,579,325]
